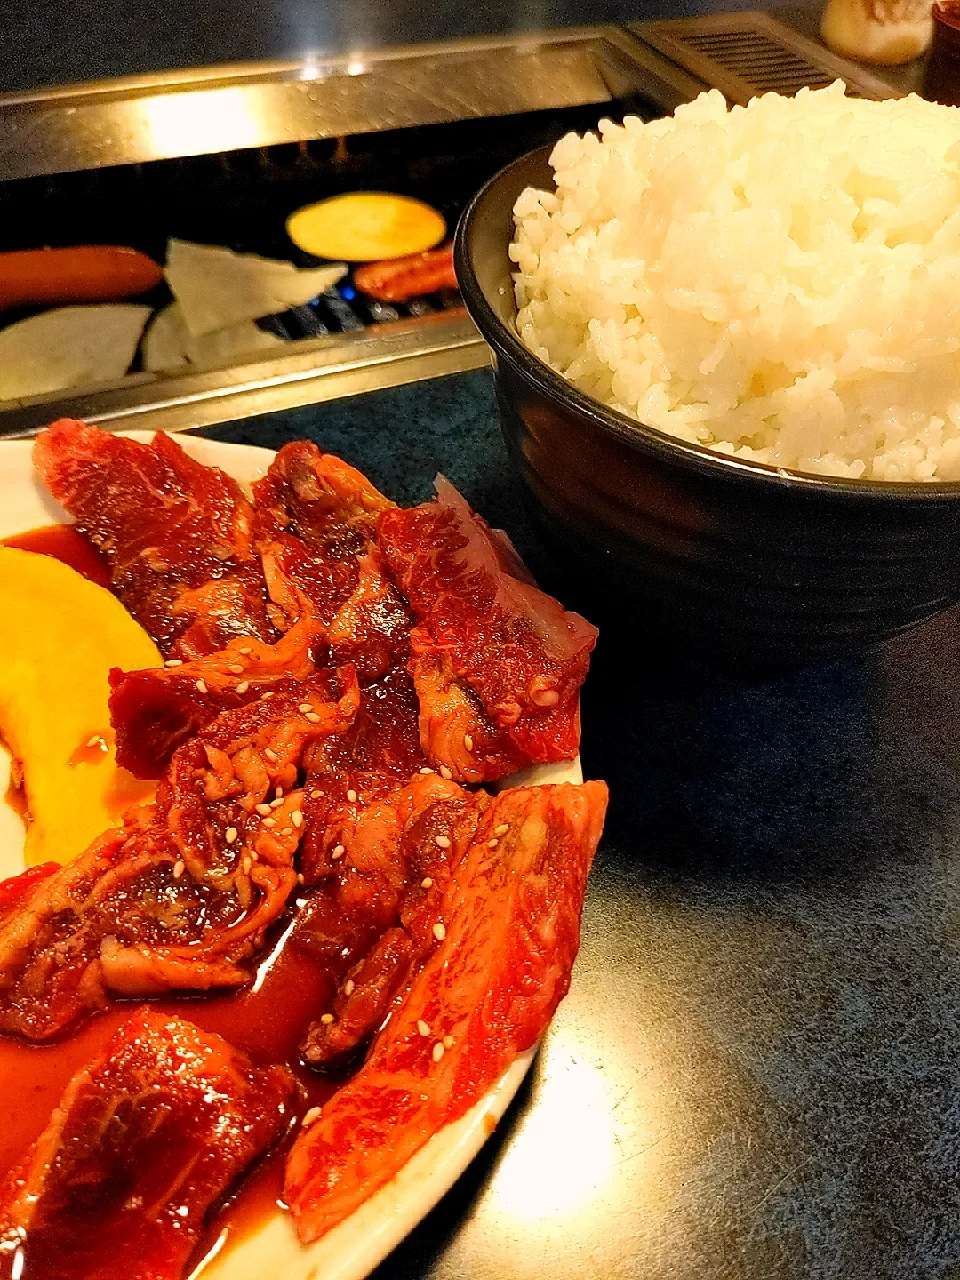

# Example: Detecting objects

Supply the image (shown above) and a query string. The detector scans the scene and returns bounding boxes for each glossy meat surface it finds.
[253,440,394,565]
[294,771,478,1066]
[33,420,277,658]
[109,541,331,777]
[0,1010,295,1280]
[298,664,427,885]
[378,478,597,779]
[109,447,411,777]
[407,650,527,783]
[0,674,359,1040]
[18,422,607,1264]
[254,444,411,685]
[285,779,608,1242]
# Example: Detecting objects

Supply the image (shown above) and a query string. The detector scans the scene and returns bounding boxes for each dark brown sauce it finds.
[0,914,344,1277]
[2,525,112,589]
[3,768,27,825]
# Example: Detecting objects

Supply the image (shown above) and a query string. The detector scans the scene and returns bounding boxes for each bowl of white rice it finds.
[454,84,960,664]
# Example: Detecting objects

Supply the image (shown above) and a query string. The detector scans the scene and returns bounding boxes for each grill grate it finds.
[260,286,463,342]
[631,11,900,105]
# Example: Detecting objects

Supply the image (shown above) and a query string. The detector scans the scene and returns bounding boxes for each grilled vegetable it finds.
[0,305,151,401]
[286,193,446,263]
[143,301,284,373]
[0,547,159,867]
[164,240,347,337]
[354,244,457,302]
[0,246,162,310]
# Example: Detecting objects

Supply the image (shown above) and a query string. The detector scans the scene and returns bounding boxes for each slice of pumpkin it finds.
[0,547,161,865]
[285,193,446,263]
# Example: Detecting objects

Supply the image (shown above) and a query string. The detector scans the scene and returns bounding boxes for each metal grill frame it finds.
[0,29,698,182]
[0,16,902,436]
[0,26,702,437]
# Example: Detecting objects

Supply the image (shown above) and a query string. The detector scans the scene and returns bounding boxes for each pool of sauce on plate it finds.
[0,929,344,1278]
[2,525,112,588]
[0,525,342,1275]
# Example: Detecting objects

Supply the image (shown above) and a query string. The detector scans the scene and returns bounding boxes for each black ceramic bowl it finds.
[455,145,960,667]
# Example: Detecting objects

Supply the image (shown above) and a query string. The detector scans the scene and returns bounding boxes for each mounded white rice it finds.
[510,83,960,481]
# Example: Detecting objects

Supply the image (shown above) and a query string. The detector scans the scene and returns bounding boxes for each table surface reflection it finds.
[200,367,960,1280]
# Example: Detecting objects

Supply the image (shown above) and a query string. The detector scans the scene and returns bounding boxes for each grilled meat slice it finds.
[406,650,528,783]
[298,664,426,885]
[378,478,598,781]
[33,420,277,658]
[295,771,479,1066]
[0,1010,295,1280]
[110,449,413,779]
[303,663,424,785]
[254,443,411,684]
[285,779,608,1242]
[304,925,414,1069]
[253,440,394,564]
[0,672,360,1041]
[109,540,331,778]
[323,545,412,685]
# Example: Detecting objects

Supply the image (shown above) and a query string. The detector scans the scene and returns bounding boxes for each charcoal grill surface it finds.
[0,16,898,435]
[0,28,695,435]
[0,99,654,345]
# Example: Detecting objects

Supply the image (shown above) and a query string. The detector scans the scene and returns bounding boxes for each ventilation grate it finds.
[630,11,900,105]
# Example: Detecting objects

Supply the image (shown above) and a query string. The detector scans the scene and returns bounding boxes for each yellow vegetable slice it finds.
[0,547,161,865]
[286,193,446,263]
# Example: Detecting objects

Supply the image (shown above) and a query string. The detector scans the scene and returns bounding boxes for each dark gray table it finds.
[203,368,960,1280]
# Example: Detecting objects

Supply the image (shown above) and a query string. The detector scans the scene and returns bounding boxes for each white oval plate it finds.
[0,431,581,1280]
